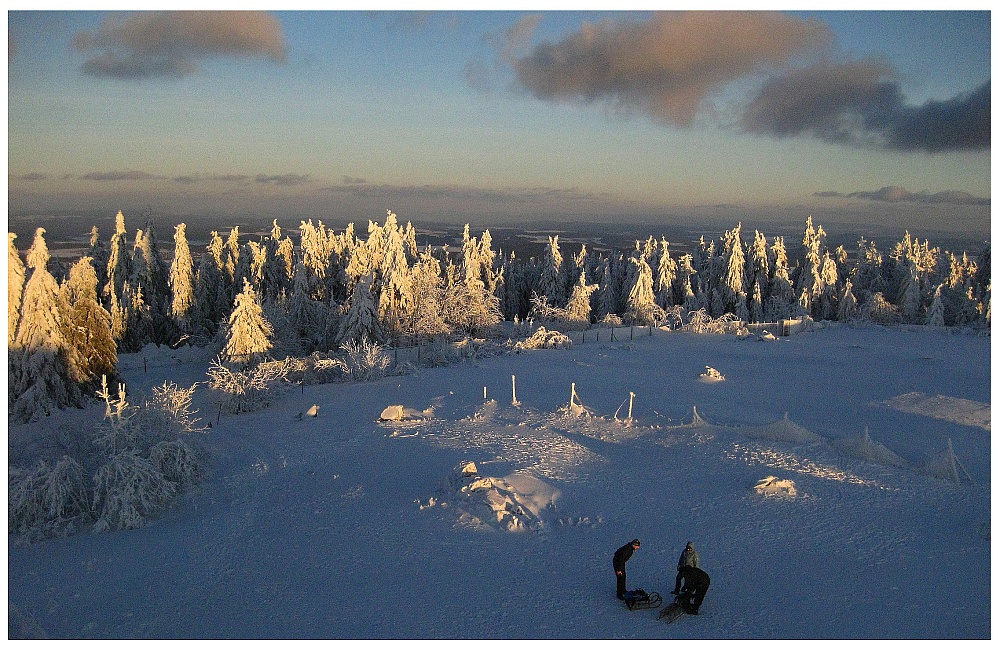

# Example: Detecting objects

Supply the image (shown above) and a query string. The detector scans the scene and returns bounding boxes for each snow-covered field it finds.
[8,323,991,639]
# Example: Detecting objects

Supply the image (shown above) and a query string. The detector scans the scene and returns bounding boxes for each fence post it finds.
[511,375,518,405]
[611,327,615,342]
[630,326,634,341]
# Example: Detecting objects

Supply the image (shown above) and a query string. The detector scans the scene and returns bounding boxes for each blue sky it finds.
[7,8,992,236]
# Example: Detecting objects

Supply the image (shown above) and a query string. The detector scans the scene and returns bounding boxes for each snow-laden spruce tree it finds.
[169,223,196,335]
[223,278,274,363]
[721,223,748,319]
[337,273,386,345]
[838,279,859,322]
[443,275,502,337]
[408,248,451,340]
[539,235,567,307]
[897,259,923,323]
[765,236,795,321]
[9,228,81,423]
[104,211,132,309]
[927,284,946,327]
[87,224,110,292]
[624,256,660,325]
[9,232,26,346]
[59,256,117,390]
[287,262,323,352]
[191,232,226,337]
[131,223,171,325]
[654,238,678,308]
[564,270,597,328]
[378,219,414,341]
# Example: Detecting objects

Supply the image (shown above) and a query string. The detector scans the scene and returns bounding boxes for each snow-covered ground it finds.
[8,323,991,639]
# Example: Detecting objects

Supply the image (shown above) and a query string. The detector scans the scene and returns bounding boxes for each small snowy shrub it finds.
[292,352,350,385]
[340,336,391,381]
[92,449,177,532]
[515,326,573,350]
[149,439,203,490]
[207,356,293,413]
[9,456,90,538]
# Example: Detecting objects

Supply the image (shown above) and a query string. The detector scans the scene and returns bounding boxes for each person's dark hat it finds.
[631,539,641,546]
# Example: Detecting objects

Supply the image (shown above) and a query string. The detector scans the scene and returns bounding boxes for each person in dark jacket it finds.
[612,539,640,599]
[676,565,710,614]
[672,541,700,595]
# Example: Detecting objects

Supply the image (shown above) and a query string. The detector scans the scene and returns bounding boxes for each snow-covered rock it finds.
[379,404,431,421]
[754,475,798,497]
[699,366,725,382]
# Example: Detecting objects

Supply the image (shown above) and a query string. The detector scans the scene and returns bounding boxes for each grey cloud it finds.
[75,11,286,80]
[255,173,310,186]
[743,61,989,152]
[341,176,368,185]
[815,186,990,206]
[511,11,832,127]
[10,172,47,181]
[323,181,607,204]
[80,170,163,181]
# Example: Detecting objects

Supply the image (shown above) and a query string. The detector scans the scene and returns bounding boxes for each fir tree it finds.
[927,284,946,327]
[408,249,451,340]
[223,278,274,363]
[9,233,25,346]
[838,279,859,322]
[9,228,80,422]
[59,256,117,389]
[565,270,597,327]
[539,235,566,307]
[337,273,386,345]
[169,223,196,334]
[104,211,132,309]
[624,256,658,325]
[655,239,678,308]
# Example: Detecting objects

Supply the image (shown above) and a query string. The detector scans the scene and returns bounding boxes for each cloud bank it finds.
[815,186,989,206]
[74,11,286,79]
[510,11,989,152]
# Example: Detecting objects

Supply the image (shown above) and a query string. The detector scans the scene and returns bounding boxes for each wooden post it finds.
[570,382,576,408]
[484,386,488,401]
[628,391,635,420]
[630,326,634,340]
[511,375,518,405]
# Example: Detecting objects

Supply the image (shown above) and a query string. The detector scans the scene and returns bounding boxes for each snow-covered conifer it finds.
[539,235,567,307]
[337,273,386,345]
[565,271,597,328]
[378,220,414,341]
[926,284,946,327]
[223,278,274,363]
[9,228,80,422]
[897,259,922,322]
[60,256,117,389]
[169,223,196,334]
[408,249,451,340]
[104,211,132,307]
[287,262,323,352]
[9,233,26,346]
[624,256,659,325]
[655,239,678,308]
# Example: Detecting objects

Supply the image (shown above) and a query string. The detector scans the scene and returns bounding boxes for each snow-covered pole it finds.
[484,386,488,401]
[628,391,635,420]
[570,382,576,408]
[511,375,518,405]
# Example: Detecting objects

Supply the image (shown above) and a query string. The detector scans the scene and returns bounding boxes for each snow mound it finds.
[424,461,559,532]
[758,330,777,341]
[831,428,908,467]
[744,413,823,444]
[379,405,432,421]
[515,326,573,350]
[879,392,990,431]
[754,475,798,497]
[699,366,725,382]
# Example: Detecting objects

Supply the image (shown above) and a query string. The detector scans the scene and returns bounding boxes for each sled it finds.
[657,597,687,622]
[623,589,662,610]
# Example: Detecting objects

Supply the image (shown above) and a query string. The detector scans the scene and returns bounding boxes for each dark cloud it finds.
[10,172,47,181]
[743,62,989,152]
[80,170,163,181]
[815,186,989,206]
[254,173,310,186]
[74,11,286,79]
[341,176,368,185]
[511,11,831,126]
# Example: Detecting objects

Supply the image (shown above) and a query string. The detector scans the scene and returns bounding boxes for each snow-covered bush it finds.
[207,356,293,414]
[340,336,391,381]
[92,449,177,532]
[294,351,350,385]
[9,456,90,539]
[515,326,573,350]
[683,309,744,334]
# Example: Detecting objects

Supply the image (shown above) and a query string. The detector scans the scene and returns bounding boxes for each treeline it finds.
[8,210,990,423]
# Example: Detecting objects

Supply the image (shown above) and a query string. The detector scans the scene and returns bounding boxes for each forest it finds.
[8,209,991,426]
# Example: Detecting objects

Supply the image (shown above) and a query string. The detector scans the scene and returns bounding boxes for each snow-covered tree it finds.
[408,249,450,340]
[539,235,567,307]
[897,259,923,322]
[337,273,386,345]
[926,284,946,327]
[9,228,80,422]
[286,262,324,352]
[624,256,659,325]
[721,223,748,320]
[104,211,132,308]
[169,223,196,335]
[837,279,859,322]
[565,270,597,328]
[59,256,117,389]
[223,279,274,363]
[9,232,26,346]
[654,238,678,308]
